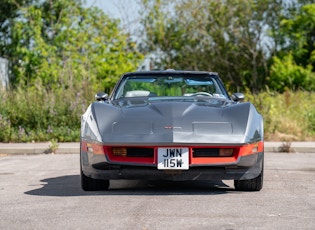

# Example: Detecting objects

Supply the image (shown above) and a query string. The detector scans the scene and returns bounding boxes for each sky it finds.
[85,0,141,34]
[85,0,139,18]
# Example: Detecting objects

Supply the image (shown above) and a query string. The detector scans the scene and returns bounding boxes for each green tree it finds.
[270,54,314,91]
[268,3,315,91]
[0,0,33,58]
[1,0,144,92]
[139,0,283,92]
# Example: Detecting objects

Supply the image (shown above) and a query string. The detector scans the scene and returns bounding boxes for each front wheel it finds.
[234,169,263,191]
[81,169,109,191]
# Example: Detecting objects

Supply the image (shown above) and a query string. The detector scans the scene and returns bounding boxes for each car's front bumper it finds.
[81,151,264,181]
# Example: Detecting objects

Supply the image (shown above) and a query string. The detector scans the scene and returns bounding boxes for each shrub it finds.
[246,90,315,141]
[269,54,315,92]
[0,83,90,142]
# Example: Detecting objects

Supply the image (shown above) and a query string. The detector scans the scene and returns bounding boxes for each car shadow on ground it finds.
[24,175,235,197]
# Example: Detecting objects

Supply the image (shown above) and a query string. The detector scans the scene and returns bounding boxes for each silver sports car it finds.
[80,70,264,191]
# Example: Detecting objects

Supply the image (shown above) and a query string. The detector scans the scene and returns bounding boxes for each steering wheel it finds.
[191,92,213,97]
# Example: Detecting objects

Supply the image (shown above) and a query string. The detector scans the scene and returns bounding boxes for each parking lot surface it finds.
[0,152,314,229]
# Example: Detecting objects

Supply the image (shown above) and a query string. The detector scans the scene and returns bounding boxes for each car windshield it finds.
[113,75,228,99]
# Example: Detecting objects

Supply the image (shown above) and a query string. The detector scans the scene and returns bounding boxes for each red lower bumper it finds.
[81,141,264,166]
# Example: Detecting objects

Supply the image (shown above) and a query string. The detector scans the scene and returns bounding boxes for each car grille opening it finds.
[126,148,154,157]
[193,148,219,157]
[193,148,233,157]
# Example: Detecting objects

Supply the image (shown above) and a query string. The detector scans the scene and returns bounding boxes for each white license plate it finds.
[157,148,189,170]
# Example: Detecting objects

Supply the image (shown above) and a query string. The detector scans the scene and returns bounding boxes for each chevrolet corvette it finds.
[80,70,264,191]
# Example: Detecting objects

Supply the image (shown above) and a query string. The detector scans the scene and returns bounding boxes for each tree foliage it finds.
[139,0,315,93]
[268,3,315,92]
[1,0,144,92]
[139,0,282,92]
[270,54,314,91]
[0,0,33,56]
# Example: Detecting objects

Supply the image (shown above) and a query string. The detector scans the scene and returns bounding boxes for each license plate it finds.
[157,148,189,170]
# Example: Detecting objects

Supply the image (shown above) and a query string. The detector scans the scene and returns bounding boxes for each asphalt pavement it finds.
[0,141,314,155]
[1,152,315,229]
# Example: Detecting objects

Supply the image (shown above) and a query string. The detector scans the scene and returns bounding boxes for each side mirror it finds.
[231,93,245,102]
[95,92,108,101]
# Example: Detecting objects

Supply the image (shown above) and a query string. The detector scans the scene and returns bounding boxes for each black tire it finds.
[81,169,109,191]
[234,168,263,191]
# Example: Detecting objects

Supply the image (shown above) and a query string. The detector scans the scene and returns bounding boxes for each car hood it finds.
[90,97,263,145]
